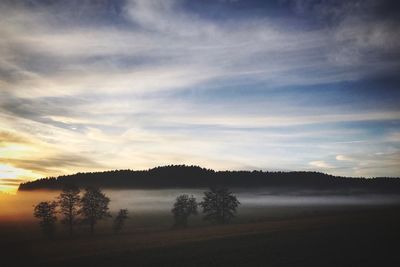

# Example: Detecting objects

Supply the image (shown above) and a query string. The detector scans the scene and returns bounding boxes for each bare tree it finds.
[58,185,81,236]
[34,201,58,238]
[113,209,129,234]
[200,187,240,224]
[80,187,111,234]
[171,194,198,228]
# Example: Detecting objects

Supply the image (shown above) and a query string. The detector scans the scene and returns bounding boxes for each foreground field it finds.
[2,206,400,267]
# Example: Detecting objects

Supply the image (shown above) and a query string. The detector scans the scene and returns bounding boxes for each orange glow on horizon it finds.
[0,164,41,194]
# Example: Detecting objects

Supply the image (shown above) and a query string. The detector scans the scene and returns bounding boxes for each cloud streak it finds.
[0,154,103,176]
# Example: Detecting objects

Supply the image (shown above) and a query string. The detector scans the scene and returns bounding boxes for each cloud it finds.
[331,151,400,177]
[387,132,400,142]
[336,155,352,161]
[0,178,26,182]
[309,160,334,169]
[0,178,26,186]
[152,111,400,128]
[286,0,400,68]
[0,153,104,176]
[0,130,31,146]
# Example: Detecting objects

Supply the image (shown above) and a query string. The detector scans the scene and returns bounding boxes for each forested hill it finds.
[18,165,400,194]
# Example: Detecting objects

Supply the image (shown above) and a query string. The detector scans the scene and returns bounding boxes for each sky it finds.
[0,0,400,192]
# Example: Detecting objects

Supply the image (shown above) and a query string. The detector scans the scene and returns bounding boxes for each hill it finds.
[17,165,400,194]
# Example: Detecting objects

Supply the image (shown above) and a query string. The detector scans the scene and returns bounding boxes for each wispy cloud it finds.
[309,160,334,169]
[0,130,31,146]
[336,155,352,161]
[0,178,27,187]
[0,154,103,176]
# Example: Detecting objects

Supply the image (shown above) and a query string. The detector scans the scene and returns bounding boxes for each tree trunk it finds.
[69,206,73,236]
[90,221,94,235]
[69,223,73,236]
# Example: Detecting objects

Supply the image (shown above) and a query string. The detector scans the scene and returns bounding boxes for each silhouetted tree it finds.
[113,209,128,234]
[171,194,198,227]
[33,201,58,238]
[58,185,81,236]
[80,187,111,234]
[200,187,240,224]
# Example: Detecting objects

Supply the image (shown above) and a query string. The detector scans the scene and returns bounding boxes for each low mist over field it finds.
[2,188,400,223]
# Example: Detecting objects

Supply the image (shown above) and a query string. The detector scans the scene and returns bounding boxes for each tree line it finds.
[21,165,400,194]
[33,186,240,238]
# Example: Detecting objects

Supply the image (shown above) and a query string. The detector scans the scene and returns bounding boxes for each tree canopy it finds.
[33,201,58,238]
[113,209,129,234]
[80,187,111,234]
[200,187,240,224]
[171,194,198,227]
[58,185,81,236]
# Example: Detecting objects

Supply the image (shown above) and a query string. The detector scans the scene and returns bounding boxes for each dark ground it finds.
[2,205,400,267]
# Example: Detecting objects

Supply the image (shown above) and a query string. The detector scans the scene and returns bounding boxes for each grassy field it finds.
[1,205,400,267]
